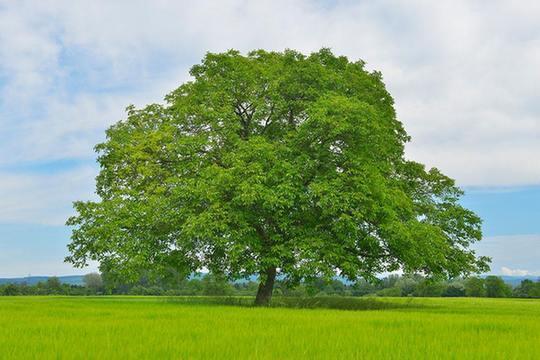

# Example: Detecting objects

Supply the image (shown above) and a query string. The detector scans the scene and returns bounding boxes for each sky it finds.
[0,0,538,277]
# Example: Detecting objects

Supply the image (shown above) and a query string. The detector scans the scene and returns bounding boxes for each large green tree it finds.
[66,49,489,305]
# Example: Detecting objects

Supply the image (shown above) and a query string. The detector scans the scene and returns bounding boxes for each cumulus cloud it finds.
[501,267,532,276]
[0,0,539,224]
[0,165,97,225]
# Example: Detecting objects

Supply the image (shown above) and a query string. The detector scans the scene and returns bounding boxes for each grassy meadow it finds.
[1,296,539,359]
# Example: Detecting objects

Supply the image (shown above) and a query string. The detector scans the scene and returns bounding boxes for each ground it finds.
[1,296,538,359]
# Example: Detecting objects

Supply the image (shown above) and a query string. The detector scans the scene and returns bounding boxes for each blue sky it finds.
[0,0,539,277]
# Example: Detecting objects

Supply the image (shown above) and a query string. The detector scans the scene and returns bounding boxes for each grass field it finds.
[1,296,539,359]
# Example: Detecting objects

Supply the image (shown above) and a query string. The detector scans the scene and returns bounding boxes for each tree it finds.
[66,49,490,306]
[484,276,511,298]
[513,279,540,298]
[396,276,420,296]
[442,282,466,297]
[45,277,62,295]
[2,284,20,296]
[201,273,234,296]
[83,273,104,294]
[351,279,377,296]
[464,277,486,297]
[414,279,445,297]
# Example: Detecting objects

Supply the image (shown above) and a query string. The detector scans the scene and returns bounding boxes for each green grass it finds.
[1,296,539,359]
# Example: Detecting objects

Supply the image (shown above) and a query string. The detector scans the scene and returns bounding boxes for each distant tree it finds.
[442,283,466,297]
[305,278,347,296]
[185,279,204,295]
[33,282,46,295]
[202,274,234,296]
[513,279,540,298]
[66,49,490,306]
[233,281,259,296]
[18,283,32,296]
[414,280,445,297]
[129,285,148,295]
[528,280,540,297]
[45,277,62,295]
[376,287,402,297]
[329,279,347,295]
[513,279,532,298]
[351,279,377,296]
[464,277,486,297]
[396,276,420,296]
[274,281,308,297]
[83,273,104,294]
[2,284,20,296]
[484,276,511,298]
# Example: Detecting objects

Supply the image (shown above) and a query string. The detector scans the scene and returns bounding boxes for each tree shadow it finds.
[165,296,431,311]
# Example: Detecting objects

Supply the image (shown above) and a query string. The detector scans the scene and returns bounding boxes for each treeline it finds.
[1,273,540,298]
[0,276,90,296]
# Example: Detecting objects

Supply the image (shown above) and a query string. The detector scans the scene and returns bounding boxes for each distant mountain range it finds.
[0,274,538,287]
[0,275,85,286]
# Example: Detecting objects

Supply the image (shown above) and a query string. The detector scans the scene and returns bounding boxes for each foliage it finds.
[2,284,19,296]
[45,277,62,294]
[375,287,402,297]
[484,275,512,298]
[414,280,446,297]
[65,49,489,304]
[2,274,538,299]
[395,275,422,296]
[513,279,540,298]
[442,282,466,297]
[201,274,235,296]
[0,282,86,296]
[464,277,486,297]
[83,273,104,294]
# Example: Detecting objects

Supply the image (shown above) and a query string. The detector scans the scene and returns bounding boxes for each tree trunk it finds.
[254,267,276,306]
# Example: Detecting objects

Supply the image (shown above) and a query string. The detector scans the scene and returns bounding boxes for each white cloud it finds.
[0,166,97,225]
[0,0,539,224]
[0,2,60,106]
[501,267,532,277]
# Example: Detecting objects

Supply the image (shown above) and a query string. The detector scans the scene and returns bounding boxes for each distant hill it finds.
[0,275,85,286]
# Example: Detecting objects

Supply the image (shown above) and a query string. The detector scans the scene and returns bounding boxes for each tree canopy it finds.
[66,49,490,305]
